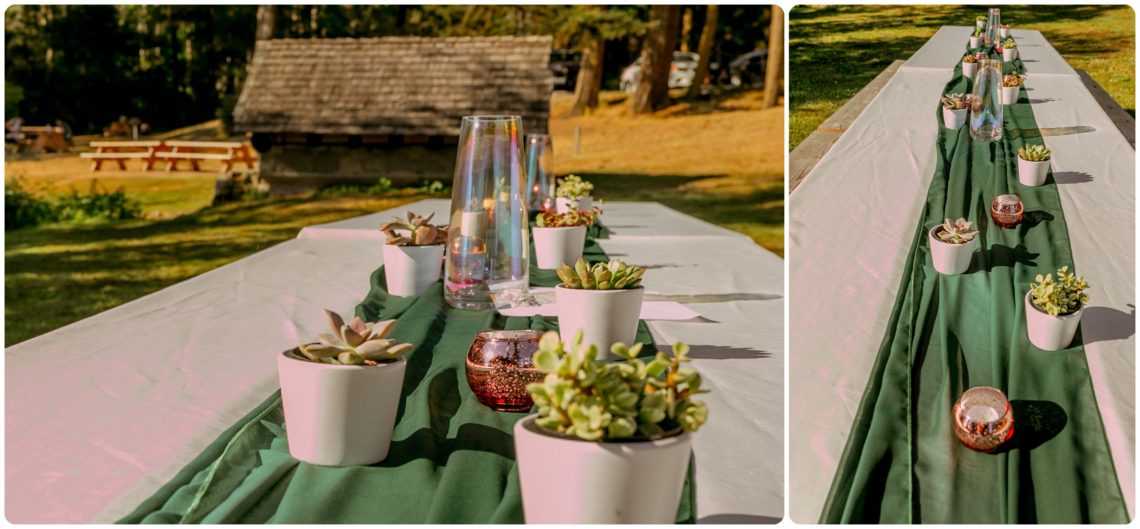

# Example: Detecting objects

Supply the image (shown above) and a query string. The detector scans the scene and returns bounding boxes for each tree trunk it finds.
[567,38,605,117]
[686,5,719,99]
[255,5,277,41]
[763,5,784,108]
[631,5,681,114]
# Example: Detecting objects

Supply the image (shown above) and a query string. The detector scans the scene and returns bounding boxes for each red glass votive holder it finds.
[466,330,545,412]
[953,386,1014,452]
[991,194,1024,228]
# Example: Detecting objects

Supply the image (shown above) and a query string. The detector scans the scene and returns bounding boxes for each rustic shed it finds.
[233,36,552,194]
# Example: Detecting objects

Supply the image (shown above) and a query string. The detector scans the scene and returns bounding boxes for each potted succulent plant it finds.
[1002,38,1018,61]
[277,309,414,466]
[379,211,448,296]
[555,258,645,357]
[1025,266,1089,351]
[928,218,979,275]
[941,93,972,130]
[1017,144,1052,187]
[962,53,979,78]
[555,174,594,214]
[1001,74,1024,105]
[515,331,708,523]
[976,14,987,31]
[969,26,982,49]
[1000,23,1012,39]
[533,208,597,270]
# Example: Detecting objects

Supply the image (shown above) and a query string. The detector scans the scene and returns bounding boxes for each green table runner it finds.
[120,234,694,523]
[820,44,1128,523]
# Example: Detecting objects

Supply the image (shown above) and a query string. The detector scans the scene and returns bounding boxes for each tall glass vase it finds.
[444,116,531,310]
[969,58,1004,142]
[524,134,555,213]
[984,8,1001,49]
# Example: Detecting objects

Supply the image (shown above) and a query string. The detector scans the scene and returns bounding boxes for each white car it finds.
[620,51,700,93]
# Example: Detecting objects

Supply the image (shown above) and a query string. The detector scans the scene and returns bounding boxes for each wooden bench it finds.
[80,141,166,171]
[156,141,257,173]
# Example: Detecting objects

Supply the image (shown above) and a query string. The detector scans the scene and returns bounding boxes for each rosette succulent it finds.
[963,54,979,64]
[379,211,448,246]
[936,218,978,244]
[555,174,594,200]
[941,93,972,110]
[298,309,414,365]
[536,208,597,228]
[556,258,645,290]
[1002,74,1025,88]
[1003,38,1017,49]
[1018,144,1052,162]
[1030,266,1089,316]
[526,330,709,441]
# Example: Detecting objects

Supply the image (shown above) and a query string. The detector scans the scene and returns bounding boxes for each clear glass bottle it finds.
[969,58,1004,142]
[444,116,530,310]
[984,8,1001,49]
[524,133,555,212]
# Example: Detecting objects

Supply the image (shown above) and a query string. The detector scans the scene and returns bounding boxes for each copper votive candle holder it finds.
[466,330,545,412]
[991,194,1024,228]
[953,386,1014,452]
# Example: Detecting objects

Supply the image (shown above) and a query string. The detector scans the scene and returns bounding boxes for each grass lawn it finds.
[6,89,782,345]
[789,4,1136,150]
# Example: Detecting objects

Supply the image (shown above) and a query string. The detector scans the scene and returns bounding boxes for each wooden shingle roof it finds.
[233,36,552,136]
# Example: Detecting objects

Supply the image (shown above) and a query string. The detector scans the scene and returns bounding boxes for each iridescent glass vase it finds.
[524,134,555,213]
[984,8,1001,49]
[969,58,1004,142]
[444,116,530,310]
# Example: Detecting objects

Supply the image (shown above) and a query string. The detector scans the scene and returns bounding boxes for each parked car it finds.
[619,51,700,93]
[726,48,768,89]
[550,49,581,91]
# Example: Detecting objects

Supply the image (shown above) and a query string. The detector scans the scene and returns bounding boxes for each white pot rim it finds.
[1018,155,1050,164]
[517,414,690,446]
[554,285,646,295]
[533,225,588,232]
[1024,291,1083,320]
[928,225,979,247]
[383,242,444,249]
[283,347,409,371]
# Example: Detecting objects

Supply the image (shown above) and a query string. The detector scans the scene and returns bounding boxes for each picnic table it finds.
[80,140,166,171]
[6,200,784,523]
[79,140,257,173]
[789,27,1134,522]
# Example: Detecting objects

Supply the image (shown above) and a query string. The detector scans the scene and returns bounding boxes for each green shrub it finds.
[4,179,142,230]
[5,179,56,230]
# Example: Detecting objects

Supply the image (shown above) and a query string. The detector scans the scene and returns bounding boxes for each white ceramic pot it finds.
[383,243,444,296]
[928,226,979,275]
[514,416,692,523]
[1025,291,1083,351]
[556,195,593,214]
[1003,48,1016,62]
[1002,85,1020,105]
[555,286,644,358]
[976,20,986,30]
[533,225,587,270]
[277,349,406,466]
[943,107,968,130]
[962,61,978,78]
[969,36,979,48]
[1018,156,1050,187]
[1001,28,1010,38]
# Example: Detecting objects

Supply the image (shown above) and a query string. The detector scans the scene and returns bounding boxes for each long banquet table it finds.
[6,199,784,523]
[789,26,1135,521]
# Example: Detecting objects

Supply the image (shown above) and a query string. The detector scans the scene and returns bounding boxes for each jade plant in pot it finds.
[1001,74,1024,105]
[1002,37,1018,61]
[1017,144,1052,187]
[1000,23,1012,39]
[515,331,708,523]
[555,174,594,214]
[555,258,645,357]
[976,14,987,30]
[277,309,414,466]
[379,211,448,296]
[969,26,982,49]
[533,208,597,270]
[1026,266,1089,351]
[941,93,972,130]
[928,218,979,275]
[962,53,979,78]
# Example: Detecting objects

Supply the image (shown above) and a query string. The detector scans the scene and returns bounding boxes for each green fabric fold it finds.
[120,232,694,524]
[820,44,1128,523]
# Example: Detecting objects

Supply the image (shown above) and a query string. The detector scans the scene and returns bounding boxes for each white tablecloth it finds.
[6,200,784,523]
[789,26,1134,522]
